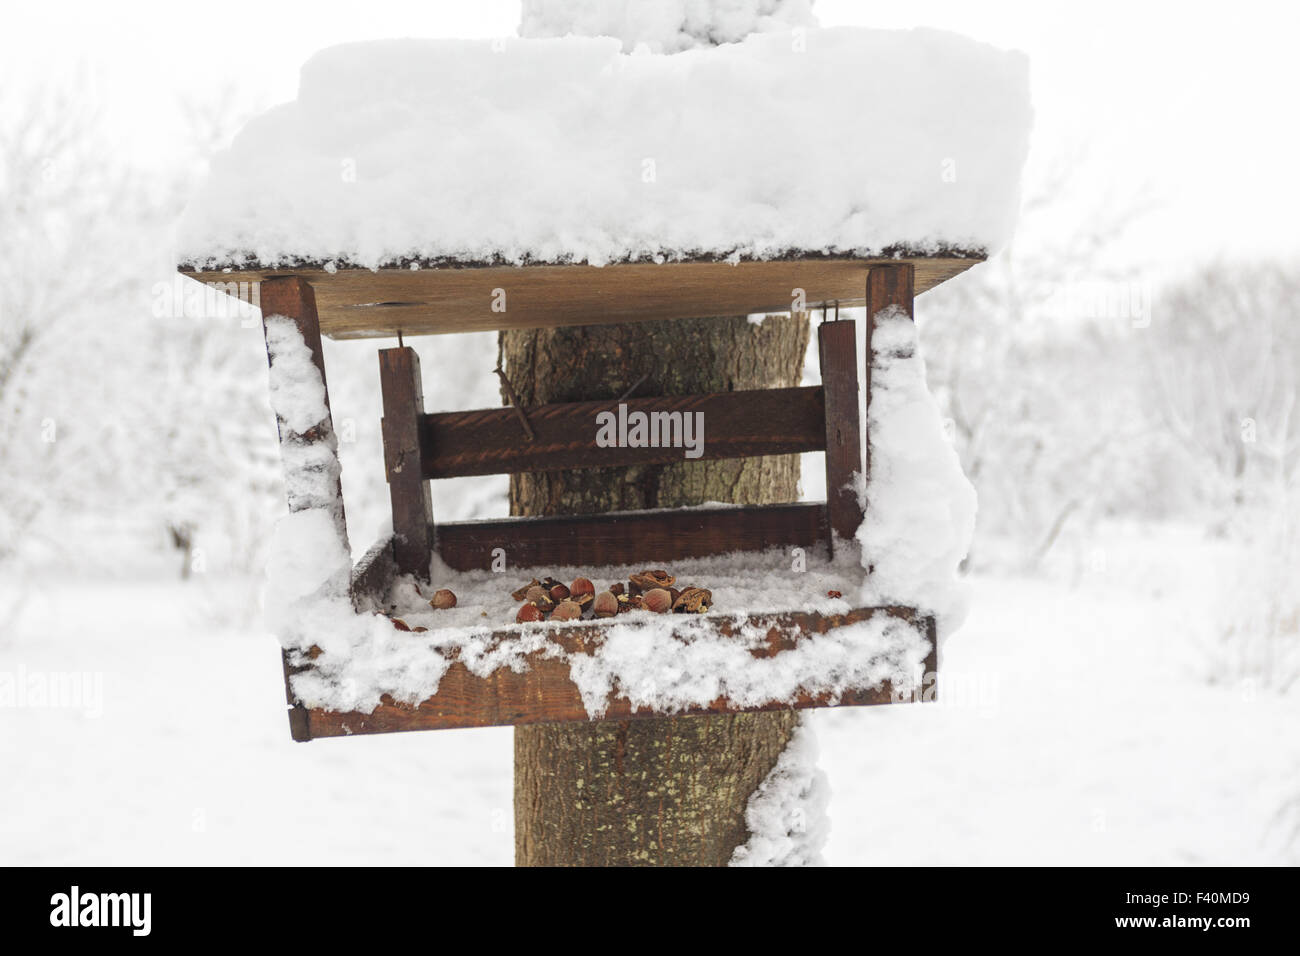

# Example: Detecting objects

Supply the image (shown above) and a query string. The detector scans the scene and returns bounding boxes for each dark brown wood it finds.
[259,277,352,743]
[866,262,916,323]
[350,535,396,607]
[184,254,981,340]
[864,264,916,523]
[923,616,939,702]
[420,387,825,479]
[379,347,435,579]
[818,320,864,550]
[434,502,825,571]
[296,605,934,737]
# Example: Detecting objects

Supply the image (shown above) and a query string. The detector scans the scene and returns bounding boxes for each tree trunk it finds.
[503,311,810,866]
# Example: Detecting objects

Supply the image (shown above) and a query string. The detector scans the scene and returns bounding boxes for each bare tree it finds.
[917,142,1158,568]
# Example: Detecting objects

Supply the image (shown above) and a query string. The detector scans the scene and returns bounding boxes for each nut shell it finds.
[630,569,675,592]
[429,588,457,610]
[511,578,541,601]
[672,587,712,614]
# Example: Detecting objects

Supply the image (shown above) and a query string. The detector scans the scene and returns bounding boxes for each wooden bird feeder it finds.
[185,253,979,740]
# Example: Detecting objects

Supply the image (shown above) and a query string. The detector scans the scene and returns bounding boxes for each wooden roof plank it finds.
[183,254,981,339]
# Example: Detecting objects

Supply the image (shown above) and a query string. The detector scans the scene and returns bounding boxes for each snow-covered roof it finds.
[177,27,1030,272]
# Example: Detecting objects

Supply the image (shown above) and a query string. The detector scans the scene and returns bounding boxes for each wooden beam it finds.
[818,320,864,551]
[259,276,350,740]
[420,386,825,479]
[864,264,916,531]
[183,254,982,340]
[379,347,435,580]
[295,605,934,737]
[435,502,826,571]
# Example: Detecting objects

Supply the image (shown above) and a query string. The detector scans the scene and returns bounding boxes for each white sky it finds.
[6,0,1299,275]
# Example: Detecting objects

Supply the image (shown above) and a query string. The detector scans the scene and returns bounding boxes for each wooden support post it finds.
[864,262,916,509]
[260,277,351,543]
[379,346,435,580]
[818,318,864,553]
[260,276,351,743]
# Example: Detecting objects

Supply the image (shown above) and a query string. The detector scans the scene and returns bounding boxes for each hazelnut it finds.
[570,577,595,599]
[429,588,457,610]
[592,591,619,618]
[516,603,543,623]
[550,600,583,621]
[549,583,571,602]
[643,588,672,613]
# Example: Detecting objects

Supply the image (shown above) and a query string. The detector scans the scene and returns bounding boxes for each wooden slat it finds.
[421,386,824,479]
[183,254,981,340]
[818,320,864,550]
[296,606,935,737]
[350,535,396,607]
[379,347,435,579]
[435,502,826,571]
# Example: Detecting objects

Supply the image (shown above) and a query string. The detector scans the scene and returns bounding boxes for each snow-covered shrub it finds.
[1207,495,1300,694]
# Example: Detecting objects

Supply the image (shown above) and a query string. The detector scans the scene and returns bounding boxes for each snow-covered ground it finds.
[2,524,1297,865]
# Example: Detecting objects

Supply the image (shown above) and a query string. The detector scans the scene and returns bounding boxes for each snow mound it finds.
[178,28,1030,269]
[730,715,830,866]
[261,318,351,635]
[263,315,328,434]
[520,0,817,53]
[858,306,977,639]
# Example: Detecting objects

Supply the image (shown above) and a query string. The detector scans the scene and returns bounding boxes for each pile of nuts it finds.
[512,569,712,624]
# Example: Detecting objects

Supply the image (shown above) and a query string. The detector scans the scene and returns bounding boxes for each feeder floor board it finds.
[288,604,937,740]
[184,253,981,339]
[277,531,938,740]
